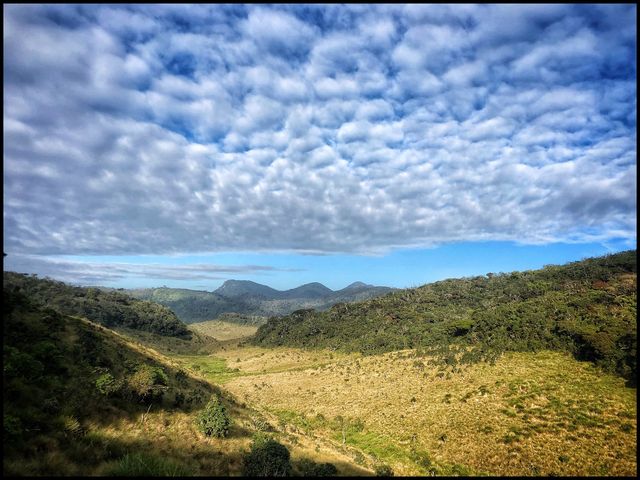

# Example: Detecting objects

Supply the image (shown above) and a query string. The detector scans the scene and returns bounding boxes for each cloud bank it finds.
[3,4,636,257]
[6,254,300,286]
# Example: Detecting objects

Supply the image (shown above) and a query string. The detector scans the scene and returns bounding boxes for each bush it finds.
[95,372,120,396]
[127,364,168,402]
[196,395,230,438]
[297,458,338,476]
[3,414,23,441]
[242,434,292,476]
[375,463,394,476]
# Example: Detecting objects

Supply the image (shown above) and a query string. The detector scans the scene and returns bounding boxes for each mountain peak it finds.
[281,282,333,299]
[345,281,369,289]
[215,280,279,298]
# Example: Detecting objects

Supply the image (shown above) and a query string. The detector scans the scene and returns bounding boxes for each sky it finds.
[3,4,637,291]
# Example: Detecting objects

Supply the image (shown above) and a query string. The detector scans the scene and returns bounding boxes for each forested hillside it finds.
[253,251,637,384]
[3,272,190,338]
[126,287,255,325]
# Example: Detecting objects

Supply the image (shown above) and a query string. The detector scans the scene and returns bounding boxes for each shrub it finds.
[127,364,168,402]
[3,414,23,440]
[242,434,292,476]
[95,372,121,396]
[196,395,230,438]
[375,463,394,476]
[297,458,338,476]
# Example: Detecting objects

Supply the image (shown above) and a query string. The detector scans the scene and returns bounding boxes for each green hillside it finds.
[253,250,637,384]
[4,272,190,338]
[126,287,259,324]
[2,287,215,475]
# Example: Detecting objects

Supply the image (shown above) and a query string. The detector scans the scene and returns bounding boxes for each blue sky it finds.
[3,4,637,291]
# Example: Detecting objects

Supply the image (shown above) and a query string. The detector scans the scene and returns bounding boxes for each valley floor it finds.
[170,330,637,477]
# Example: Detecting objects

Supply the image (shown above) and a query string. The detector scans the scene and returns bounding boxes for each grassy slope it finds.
[214,345,637,476]
[253,250,637,383]
[2,289,370,476]
[190,319,260,342]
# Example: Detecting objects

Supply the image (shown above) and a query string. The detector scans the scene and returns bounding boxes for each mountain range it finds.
[125,280,394,323]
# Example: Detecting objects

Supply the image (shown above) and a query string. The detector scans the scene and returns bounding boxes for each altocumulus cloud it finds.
[3,4,637,258]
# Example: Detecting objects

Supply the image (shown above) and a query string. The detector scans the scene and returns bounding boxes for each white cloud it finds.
[3,4,636,258]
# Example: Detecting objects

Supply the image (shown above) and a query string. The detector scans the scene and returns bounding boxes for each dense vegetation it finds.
[2,287,214,475]
[253,251,637,384]
[4,272,190,338]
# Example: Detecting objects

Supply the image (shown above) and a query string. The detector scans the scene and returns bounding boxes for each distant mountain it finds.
[214,280,281,299]
[125,280,395,323]
[279,282,334,300]
[341,281,369,290]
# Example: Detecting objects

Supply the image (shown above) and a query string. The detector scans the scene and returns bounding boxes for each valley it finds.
[3,251,637,477]
[170,333,638,476]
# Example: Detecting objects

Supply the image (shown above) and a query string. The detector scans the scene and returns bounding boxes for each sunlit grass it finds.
[222,347,637,476]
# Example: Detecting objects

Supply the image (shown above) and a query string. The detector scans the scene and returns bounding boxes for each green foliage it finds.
[3,414,23,441]
[95,372,121,396]
[253,251,637,383]
[242,434,293,477]
[3,272,190,338]
[127,364,169,403]
[297,458,338,476]
[106,452,193,476]
[196,395,230,438]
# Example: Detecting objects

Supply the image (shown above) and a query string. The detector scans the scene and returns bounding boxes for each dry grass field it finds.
[199,345,638,476]
[190,320,259,342]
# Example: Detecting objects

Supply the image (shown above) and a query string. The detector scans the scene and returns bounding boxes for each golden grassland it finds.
[190,320,259,342]
[85,321,637,476]
[193,344,638,476]
[103,326,374,476]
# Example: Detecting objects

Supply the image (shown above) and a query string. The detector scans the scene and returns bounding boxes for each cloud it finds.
[4,254,301,286]
[3,4,636,259]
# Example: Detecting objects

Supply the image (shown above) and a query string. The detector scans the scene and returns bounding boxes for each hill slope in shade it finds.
[253,250,637,384]
[3,287,214,475]
[3,272,190,338]
[126,280,395,323]
[3,287,370,476]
